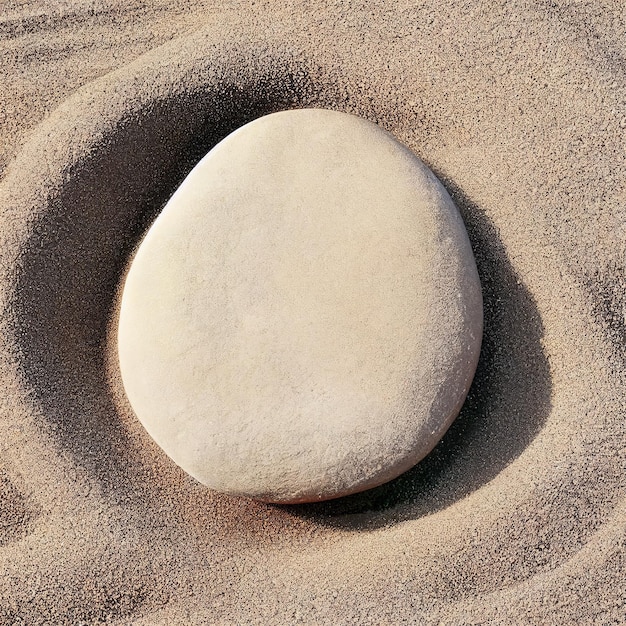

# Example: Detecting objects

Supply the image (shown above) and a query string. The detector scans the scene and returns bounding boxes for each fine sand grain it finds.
[1,1,625,624]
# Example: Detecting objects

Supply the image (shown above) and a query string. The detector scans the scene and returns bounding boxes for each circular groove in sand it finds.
[3,46,551,524]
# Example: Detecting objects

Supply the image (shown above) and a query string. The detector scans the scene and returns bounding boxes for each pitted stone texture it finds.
[118,109,482,503]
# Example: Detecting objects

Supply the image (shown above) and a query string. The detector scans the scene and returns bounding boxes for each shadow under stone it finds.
[283,179,553,529]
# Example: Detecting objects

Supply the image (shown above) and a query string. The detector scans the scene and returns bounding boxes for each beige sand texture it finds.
[0,1,625,624]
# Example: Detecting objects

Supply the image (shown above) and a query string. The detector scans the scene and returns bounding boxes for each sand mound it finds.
[1,2,624,623]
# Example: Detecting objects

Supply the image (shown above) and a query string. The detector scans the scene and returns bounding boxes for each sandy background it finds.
[1,1,625,624]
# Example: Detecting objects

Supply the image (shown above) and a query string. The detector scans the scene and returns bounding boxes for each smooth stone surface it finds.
[118,109,482,503]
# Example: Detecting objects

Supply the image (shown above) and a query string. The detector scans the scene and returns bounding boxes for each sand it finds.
[0,1,625,624]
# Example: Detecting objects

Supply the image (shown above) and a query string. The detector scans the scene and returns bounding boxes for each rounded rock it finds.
[117,109,483,503]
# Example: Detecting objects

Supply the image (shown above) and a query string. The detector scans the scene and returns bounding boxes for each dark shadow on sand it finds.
[9,62,314,502]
